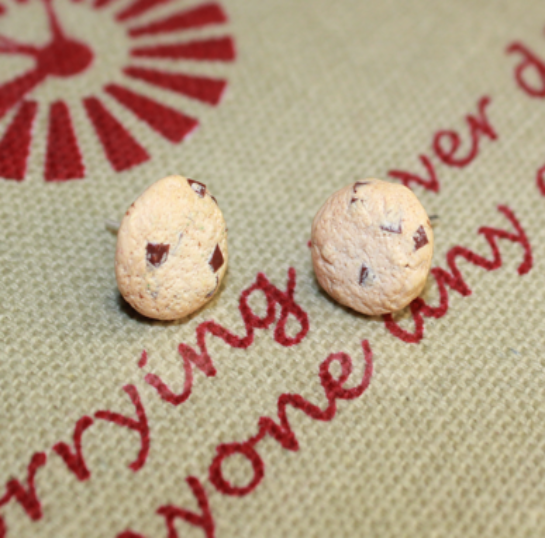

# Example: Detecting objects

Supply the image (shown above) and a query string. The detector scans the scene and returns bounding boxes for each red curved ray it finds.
[0,68,46,120]
[0,4,6,16]
[104,83,198,142]
[83,96,149,171]
[131,36,235,61]
[0,100,37,180]
[0,34,40,56]
[93,0,120,10]
[116,0,173,22]
[45,100,84,181]
[124,66,226,105]
[128,2,227,38]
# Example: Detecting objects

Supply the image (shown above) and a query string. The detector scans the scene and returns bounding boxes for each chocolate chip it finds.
[209,244,224,273]
[413,226,429,250]
[359,264,370,285]
[188,178,206,198]
[353,181,370,193]
[350,197,359,204]
[380,222,402,234]
[146,242,169,268]
[125,202,136,217]
[206,275,219,298]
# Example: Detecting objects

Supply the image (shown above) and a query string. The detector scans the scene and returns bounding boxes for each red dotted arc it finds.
[0,0,235,181]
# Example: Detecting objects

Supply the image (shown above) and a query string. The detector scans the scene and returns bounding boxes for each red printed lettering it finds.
[144,344,198,406]
[95,385,150,472]
[0,452,47,536]
[157,476,215,538]
[506,42,545,98]
[388,97,497,192]
[118,476,214,538]
[137,350,148,368]
[388,154,440,193]
[52,415,94,481]
[209,341,373,496]
[209,442,264,496]
[384,205,533,343]
[537,163,545,196]
[144,268,309,406]
[432,96,497,167]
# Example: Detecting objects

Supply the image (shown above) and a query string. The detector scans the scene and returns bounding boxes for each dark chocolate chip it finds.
[350,197,359,204]
[413,226,429,250]
[380,222,402,234]
[188,178,206,198]
[359,264,370,285]
[146,242,169,267]
[209,244,224,273]
[125,202,136,216]
[353,181,370,193]
[206,275,220,298]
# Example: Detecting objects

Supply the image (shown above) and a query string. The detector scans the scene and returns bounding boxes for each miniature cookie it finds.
[115,175,228,320]
[311,179,433,316]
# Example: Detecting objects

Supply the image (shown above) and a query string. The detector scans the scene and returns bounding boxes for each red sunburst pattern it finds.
[0,0,235,181]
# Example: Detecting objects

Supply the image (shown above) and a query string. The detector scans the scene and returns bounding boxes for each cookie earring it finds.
[114,175,228,320]
[310,178,434,316]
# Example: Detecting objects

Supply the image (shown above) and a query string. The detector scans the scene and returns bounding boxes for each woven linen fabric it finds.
[1,0,545,536]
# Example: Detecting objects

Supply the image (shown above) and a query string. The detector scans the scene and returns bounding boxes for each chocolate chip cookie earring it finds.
[113,175,228,320]
[310,178,433,315]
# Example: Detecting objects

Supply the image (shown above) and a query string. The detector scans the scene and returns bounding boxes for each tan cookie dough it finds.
[311,179,433,316]
[115,175,228,320]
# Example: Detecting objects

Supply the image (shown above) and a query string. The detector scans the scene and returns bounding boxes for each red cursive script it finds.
[384,205,532,343]
[142,267,309,406]
[209,341,373,496]
[506,41,545,98]
[388,96,496,192]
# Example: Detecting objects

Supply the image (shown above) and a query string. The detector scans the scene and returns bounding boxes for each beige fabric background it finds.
[1,0,545,536]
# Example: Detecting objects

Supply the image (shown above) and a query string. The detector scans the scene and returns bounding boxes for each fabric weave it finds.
[0,0,544,536]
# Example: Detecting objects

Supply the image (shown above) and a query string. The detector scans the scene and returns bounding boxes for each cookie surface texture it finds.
[115,175,228,320]
[311,178,433,316]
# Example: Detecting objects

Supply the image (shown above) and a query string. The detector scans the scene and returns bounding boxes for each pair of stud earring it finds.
[112,175,433,321]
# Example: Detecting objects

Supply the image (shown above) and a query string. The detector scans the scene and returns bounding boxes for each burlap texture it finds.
[1,0,545,536]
